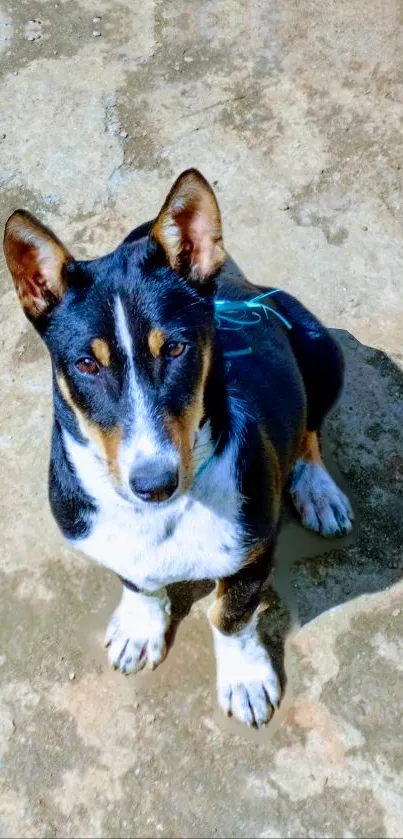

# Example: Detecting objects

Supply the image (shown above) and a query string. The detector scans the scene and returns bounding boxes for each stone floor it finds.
[0,1,402,837]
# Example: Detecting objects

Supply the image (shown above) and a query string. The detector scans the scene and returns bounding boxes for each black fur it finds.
[49,421,97,539]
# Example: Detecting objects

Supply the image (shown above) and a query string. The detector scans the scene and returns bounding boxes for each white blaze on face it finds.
[114,296,178,484]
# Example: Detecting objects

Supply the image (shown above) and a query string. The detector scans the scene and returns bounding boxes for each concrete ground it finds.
[0,0,402,836]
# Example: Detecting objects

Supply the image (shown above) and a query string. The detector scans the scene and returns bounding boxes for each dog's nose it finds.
[129,460,179,503]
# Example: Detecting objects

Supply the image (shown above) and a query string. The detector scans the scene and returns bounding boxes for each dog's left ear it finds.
[151,169,227,282]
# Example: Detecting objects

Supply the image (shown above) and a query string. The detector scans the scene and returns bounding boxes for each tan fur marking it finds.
[91,338,111,367]
[208,580,228,630]
[242,540,271,568]
[88,424,122,480]
[259,426,282,520]
[299,430,323,465]
[148,329,165,358]
[165,342,211,484]
[208,577,256,634]
[57,375,122,480]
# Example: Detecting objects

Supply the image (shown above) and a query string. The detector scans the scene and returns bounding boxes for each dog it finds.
[3,169,353,727]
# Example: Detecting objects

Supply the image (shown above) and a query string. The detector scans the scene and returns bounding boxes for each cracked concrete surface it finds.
[0,1,402,837]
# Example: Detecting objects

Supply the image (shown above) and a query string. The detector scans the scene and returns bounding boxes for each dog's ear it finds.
[150,169,227,283]
[3,210,72,324]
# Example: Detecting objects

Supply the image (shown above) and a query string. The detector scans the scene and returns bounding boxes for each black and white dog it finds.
[4,169,353,727]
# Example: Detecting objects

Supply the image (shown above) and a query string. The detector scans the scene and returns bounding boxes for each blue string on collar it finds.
[214,289,292,331]
[194,291,292,478]
[213,289,292,360]
[194,432,223,481]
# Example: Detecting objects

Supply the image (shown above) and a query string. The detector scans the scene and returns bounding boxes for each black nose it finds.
[129,460,179,503]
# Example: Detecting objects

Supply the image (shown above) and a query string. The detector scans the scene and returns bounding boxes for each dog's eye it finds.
[75,357,100,376]
[163,341,186,360]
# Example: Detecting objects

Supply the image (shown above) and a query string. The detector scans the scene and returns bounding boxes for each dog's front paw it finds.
[217,665,280,727]
[290,462,354,536]
[212,620,280,727]
[105,588,171,674]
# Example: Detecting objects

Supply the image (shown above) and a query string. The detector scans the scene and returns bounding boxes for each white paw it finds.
[212,618,280,727]
[290,461,354,536]
[105,587,171,674]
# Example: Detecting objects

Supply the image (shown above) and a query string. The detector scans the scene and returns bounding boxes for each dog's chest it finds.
[66,434,243,591]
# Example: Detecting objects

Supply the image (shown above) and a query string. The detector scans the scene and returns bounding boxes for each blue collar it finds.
[193,432,223,481]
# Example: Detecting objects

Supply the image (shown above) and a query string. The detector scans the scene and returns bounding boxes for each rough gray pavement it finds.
[0,1,402,837]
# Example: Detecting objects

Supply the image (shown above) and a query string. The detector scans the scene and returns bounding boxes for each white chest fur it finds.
[63,431,243,591]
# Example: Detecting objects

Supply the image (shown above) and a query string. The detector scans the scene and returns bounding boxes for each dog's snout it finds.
[129,459,179,503]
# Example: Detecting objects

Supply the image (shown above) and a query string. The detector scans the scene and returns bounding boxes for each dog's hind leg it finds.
[289,430,354,536]
[264,291,353,535]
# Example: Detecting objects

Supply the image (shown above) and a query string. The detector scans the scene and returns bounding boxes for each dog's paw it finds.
[290,461,354,536]
[212,620,280,727]
[105,588,171,674]
[217,665,280,727]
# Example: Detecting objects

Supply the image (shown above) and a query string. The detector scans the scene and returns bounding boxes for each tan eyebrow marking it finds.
[91,338,111,367]
[148,328,165,358]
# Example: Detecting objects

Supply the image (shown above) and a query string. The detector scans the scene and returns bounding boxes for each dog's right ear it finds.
[3,210,72,324]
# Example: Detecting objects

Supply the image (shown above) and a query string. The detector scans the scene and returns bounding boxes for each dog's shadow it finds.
[166,328,403,699]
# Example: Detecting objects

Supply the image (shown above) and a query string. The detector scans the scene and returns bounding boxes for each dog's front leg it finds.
[208,551,280,727]
[105,581,171,674]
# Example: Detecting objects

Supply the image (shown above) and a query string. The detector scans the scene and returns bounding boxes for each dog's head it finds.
[4,169,227,504]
